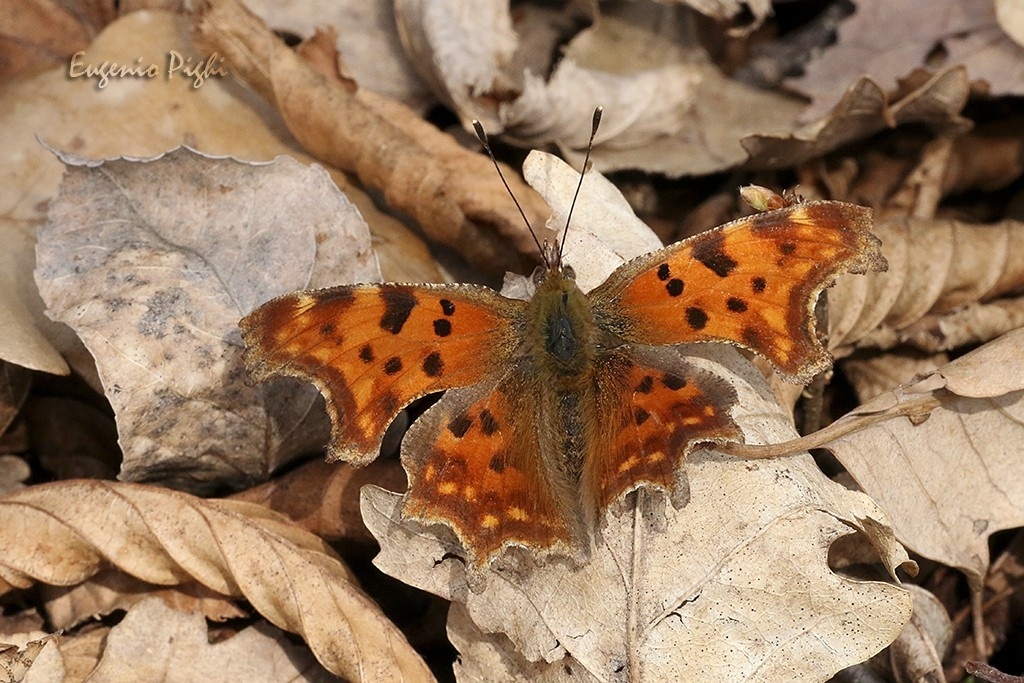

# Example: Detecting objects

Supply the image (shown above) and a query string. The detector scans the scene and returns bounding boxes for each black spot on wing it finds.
[448,413,472,438]
[686,307,708,330]
[433,318,452,337]
[636,376,654,394]
[359,344,375,364]
[691,232,738,277]
[383,357,403,375]
[479,409,499,436]
[440,299,456,316]
[727,297,748,313]
[662,374,686,391]
[665,279,685,297]
[657,263,671,281]
[752,276,767,293]
[379,286,417,334]
[422,351,444,377]
[488,452,506,472]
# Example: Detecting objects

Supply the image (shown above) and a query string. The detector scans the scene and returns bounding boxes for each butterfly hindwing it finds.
[590,201,885,381]
[585,346,742,512]
[401,360,585,565]
[240,283,524,463]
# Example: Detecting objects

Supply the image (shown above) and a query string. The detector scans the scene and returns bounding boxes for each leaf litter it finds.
[2,0,1024,680]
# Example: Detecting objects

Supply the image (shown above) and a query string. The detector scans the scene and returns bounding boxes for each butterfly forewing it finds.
[240,283,524,463]
[590,201,884,382]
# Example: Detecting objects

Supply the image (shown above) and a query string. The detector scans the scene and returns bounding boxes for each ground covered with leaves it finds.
[1,0,1023,681]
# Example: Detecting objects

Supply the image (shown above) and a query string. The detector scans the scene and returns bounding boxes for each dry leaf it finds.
[0,632,60,683]
[0,0,113,84]
[35,148,377,491]
[843,351,949,405]
[0,223,70,376]
[0,10,437,387]
[745,68,972,171]
[40,569,245,632]
[877,585,953,683]
[520,151,663,292]
[829,216,1024,354]
[786,0,1017,120]
[230,458,408,544]
[196,0,549,275]
[825,328,1024,587]
[86,598,333,683]
[395,0,806,176]
[0,480,431,680]
[360,157,913,680]
[241,0,430,108]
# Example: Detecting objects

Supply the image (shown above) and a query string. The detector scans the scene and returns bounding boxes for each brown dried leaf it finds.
[230,458,408,544]
[0,481,431,680]
[0,0,114,84]
[395,0,805,176]
[241,0,429,107]
[877,585,953,683]
[825,328,1024,586]
[744,68,972,170]
[0,10,438,386]
[831,217,1024,354]
[0,632,60,683]
[0,220,70,376]
[86,598,334,682]
[843,351,949,404]
[41,569,245,631]
[35,148,377,492]
[196,0,549,275]
[786,0,1016,119]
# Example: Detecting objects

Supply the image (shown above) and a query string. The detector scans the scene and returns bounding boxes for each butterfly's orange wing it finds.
[240,283,524,463]
[590,201,886,381]
[401,361,585,565]
[586,347,741,511]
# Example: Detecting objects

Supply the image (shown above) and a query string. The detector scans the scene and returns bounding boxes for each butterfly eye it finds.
[562,264,576,280]
[531,265,547,285]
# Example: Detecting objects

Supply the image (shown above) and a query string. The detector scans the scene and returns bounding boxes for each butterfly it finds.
[239,114,887,570]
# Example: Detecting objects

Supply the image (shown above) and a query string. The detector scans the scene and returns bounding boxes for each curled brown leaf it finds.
[830,217,1024,353]
[0,481,432,681]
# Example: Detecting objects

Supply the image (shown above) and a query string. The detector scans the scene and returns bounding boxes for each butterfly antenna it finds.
[558,106,603,264]
[472,119,548,268]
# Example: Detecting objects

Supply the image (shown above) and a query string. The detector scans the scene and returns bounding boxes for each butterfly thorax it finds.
[525,266,598,384]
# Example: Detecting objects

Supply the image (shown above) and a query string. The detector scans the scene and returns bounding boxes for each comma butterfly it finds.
[239,111,887,570]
